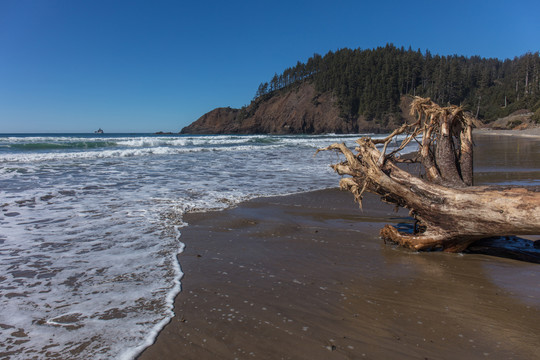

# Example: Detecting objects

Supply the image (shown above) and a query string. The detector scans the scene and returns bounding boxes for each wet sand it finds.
[476,127,540,138]
[139,134,540,360]
[474,130,540,187]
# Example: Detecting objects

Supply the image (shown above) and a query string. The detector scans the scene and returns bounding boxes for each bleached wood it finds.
[318,97,540,252]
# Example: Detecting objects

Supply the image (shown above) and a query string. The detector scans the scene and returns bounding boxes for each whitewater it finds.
[0,133,414,359]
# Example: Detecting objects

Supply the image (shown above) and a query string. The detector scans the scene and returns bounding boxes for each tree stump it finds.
[318,97,540,252]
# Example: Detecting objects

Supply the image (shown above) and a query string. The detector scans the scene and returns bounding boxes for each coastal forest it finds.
[254,44,540,123]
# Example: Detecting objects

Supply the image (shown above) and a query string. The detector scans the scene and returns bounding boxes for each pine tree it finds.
[253,46,540,122]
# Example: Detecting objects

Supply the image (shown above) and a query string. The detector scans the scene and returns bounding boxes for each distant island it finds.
[181,44,540,134]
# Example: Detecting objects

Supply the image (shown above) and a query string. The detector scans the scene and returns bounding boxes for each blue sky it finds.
[0,0,539,133]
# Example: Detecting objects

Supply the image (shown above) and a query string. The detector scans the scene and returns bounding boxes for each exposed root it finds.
[317,97,540,253]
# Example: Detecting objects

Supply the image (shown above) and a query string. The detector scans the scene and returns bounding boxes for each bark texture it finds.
[318,97,540,252]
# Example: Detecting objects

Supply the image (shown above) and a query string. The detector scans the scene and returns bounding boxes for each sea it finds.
[0,132,418,359]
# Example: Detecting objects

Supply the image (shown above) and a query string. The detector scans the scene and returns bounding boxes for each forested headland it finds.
[181,44,540,134]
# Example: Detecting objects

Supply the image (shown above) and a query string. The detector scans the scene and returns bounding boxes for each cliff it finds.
[181,83,411,135]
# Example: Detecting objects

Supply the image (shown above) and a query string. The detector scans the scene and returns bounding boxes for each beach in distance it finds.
[139,132,540,360]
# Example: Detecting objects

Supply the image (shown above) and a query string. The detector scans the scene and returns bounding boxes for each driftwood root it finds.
[318,97,540,253]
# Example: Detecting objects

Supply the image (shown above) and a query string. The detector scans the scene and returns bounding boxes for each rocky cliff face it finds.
[181,107,241,134]
[181,83,408,134]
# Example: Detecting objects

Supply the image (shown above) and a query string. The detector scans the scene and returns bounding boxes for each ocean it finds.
[0,133,419,359]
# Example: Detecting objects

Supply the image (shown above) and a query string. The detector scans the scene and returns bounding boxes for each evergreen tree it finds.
[253,45,540,122]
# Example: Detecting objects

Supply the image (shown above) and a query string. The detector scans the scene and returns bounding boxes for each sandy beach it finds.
[139,132,540,360]
[475,126,540,138]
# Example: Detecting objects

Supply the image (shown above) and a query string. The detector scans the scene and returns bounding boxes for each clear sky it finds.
[1,0,539,133]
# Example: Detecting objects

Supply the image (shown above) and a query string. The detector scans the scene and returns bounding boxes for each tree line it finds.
[254,44,540,123]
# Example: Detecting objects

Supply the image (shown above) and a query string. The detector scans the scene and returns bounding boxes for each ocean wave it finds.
[0,133,416,164]
[0,133,377,150]
[9,141,119,150]
[0,144,290,163]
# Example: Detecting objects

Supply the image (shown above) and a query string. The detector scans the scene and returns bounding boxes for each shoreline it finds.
[475,126,540,138]
[138,134,540,360]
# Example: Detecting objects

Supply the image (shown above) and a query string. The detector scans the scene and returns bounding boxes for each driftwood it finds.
[318,97,540,252]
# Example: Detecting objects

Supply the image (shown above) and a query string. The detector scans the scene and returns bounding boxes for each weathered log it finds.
[317,97,540,252]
